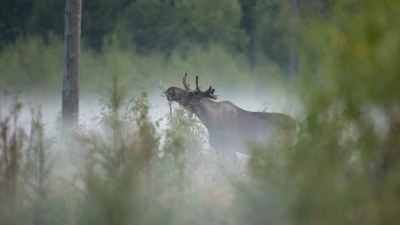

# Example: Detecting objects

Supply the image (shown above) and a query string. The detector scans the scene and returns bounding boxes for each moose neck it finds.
[188,98,216,128]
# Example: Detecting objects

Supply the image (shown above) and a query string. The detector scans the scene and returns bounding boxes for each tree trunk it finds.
[289,0,298,77]
[62,0,81,135]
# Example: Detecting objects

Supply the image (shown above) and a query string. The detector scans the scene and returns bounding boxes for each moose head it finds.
[164,73,296,156]
[164,72,217,107]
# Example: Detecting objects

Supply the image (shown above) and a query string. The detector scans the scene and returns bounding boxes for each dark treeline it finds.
[0,0,333,70]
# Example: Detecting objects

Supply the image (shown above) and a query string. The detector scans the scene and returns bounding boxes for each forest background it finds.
[1,1,400,225]
[1,0,314,97]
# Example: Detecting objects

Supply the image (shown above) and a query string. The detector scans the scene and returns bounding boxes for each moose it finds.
[164,73,296,156]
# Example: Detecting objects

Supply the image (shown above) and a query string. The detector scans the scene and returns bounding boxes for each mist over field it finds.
[1,1,400,225]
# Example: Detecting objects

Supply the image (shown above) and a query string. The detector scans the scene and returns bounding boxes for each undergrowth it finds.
[2,1,400,224]
[1,75,242,225]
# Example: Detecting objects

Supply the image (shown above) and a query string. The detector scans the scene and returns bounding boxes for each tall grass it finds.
[0,95,71,225]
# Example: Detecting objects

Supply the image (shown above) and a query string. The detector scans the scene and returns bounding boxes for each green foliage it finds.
[116,0,248,54]
[76,76,236,225]
[0,34,63,95]
[163,104,208,169]
[241,1,400,225]
[251,0,290,66]
[23,107,65,225]
[0,97,69,225]
[0,0,294,67]
[82,0,133,49]
[0,33,287,98]
[0,0,34,49]
[79,79,172,225]
[0,96,24,220]
[0,0,298,99]
[26,0,64,41]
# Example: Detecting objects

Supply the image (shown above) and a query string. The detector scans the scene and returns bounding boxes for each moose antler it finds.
[182,72,191,90]
[196,75,217,100]
[195,75,202,92]
[182,73,217,100]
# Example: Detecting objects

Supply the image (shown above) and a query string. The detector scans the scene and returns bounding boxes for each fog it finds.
[7,81,302,178]
[12,80,303,136]
[3,83,289,218]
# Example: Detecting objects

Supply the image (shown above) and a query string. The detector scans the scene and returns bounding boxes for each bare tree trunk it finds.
[289,0,298,77]
[62,0,81,135]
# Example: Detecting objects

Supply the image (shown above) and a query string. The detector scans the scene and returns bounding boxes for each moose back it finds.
[164,73,296,155]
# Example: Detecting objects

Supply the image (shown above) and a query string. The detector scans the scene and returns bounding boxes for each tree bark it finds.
[62,0,81,135]
[289,0,298,77]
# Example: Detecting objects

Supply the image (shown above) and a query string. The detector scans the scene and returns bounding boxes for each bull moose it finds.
[164,73,296,156]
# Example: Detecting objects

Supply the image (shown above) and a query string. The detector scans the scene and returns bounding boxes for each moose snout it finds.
[163,90,172,101]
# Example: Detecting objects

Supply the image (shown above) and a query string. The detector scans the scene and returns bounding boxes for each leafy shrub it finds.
[0,95,70,225]
[239,1,400,225]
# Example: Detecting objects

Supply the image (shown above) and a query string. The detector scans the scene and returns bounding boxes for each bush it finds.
[239,1,400,225]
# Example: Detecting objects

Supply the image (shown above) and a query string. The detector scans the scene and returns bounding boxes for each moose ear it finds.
[209,95,218,100]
